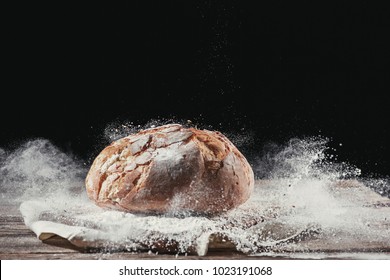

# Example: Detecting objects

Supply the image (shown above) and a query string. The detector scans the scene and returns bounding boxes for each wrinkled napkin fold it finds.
[19,198,318,256]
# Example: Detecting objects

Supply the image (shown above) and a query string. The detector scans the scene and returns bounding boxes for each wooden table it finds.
[1,180,390,260]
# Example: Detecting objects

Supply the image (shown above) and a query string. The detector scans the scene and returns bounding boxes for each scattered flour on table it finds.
[1,133,389,256]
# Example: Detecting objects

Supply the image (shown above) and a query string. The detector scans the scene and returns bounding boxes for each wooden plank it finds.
[0,251,264,260]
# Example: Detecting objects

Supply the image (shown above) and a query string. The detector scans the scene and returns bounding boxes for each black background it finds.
[2,1,389,177]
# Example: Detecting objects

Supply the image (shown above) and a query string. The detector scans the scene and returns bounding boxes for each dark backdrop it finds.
[2,1,389,177]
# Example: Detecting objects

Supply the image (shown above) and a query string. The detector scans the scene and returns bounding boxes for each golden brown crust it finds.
[85,124,254,215]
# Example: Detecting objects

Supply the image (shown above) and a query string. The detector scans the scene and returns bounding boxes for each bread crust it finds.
[85,124,254,215]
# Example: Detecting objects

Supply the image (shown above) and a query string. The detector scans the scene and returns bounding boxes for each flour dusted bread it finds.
[85,124,254,215]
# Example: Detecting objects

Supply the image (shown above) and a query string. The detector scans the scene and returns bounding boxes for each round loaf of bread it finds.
[85,124,254,215]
